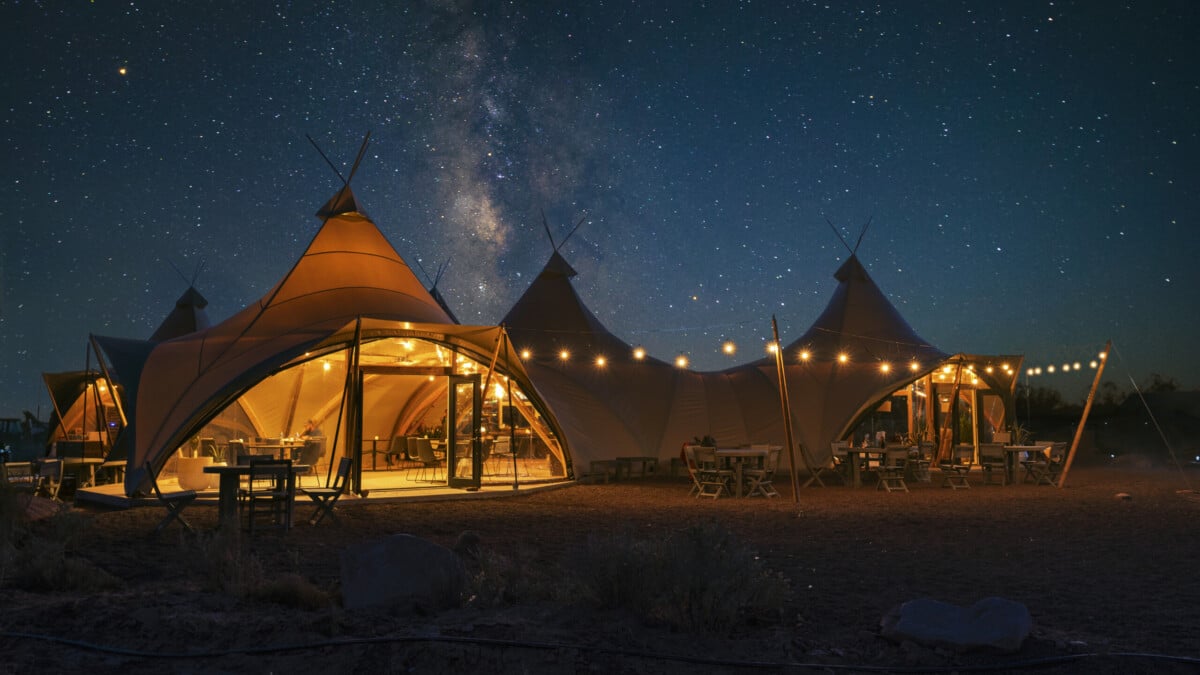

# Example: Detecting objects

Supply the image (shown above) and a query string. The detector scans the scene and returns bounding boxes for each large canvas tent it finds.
[96,185,568,496]
[502,249,783,470]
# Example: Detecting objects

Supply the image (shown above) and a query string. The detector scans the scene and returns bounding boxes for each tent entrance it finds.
[446,374,482,489]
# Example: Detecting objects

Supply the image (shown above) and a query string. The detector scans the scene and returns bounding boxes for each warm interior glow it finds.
[322,360,331,372]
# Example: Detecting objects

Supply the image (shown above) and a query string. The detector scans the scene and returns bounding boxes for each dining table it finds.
[247,439,305,460]
[1004,445,1049,485]
[843,447,884,488]
[714,448,770,498]
[202,463,309,529]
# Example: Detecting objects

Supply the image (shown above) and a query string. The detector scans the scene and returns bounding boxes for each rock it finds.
[339,534,466,611]
[880,597,1032,653]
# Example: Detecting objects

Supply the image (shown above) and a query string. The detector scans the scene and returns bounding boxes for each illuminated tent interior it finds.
[91,182,569,499]
[770,253,1022,470]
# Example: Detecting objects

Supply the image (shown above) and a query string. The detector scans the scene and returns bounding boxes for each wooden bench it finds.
[615,456,658,479]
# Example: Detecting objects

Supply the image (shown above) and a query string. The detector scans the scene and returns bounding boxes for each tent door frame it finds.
[446,374,481,490]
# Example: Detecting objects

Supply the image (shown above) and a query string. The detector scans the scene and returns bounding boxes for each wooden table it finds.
[715,448,769,497]
[203,463,308,529]
[248,440,304,460]
[60,457,105,488]
[844,448,884,488]
[1005,445,1048,484]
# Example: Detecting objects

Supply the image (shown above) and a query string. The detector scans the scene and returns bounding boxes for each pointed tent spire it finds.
[316,185,368,219]
[149,286,212,342]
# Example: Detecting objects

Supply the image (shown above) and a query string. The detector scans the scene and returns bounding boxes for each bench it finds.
[615,456,658,479]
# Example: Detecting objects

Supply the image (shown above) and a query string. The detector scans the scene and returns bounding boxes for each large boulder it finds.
[880,597,1032,652]
[339,534,466,611]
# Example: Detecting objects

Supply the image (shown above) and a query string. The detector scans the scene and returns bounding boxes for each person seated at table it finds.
[300,419,323,438]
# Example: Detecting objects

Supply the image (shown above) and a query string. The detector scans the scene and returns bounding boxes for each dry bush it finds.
[570,522,790,635]
[464,544,563,608]
[191,528,330,609]
[1,500,121,591]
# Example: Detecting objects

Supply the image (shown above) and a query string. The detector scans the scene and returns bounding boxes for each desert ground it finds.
[3,459,1199,674]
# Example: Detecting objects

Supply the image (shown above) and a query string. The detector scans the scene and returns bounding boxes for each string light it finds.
[675,354,689,369]
[558,349,570,361]
[632,346,646,360]
[837,352,849,364]
[520,348,532,360]
[909,361,920,371]
[766,342,779,355]
[722,341,736,355]
[595,355,607,367]
[879,362,890,374]
[799,350,811,362]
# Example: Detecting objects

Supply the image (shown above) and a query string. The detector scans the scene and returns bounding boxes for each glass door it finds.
[446,374,481,489]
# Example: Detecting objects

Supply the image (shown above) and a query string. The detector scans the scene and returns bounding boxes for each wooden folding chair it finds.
[693,446,732,499]
[35,459,64,501]
[145,461,197,533]
[978,442,1007,486]
[243,458,293,534]
[876,448,909,492]
[938,445,973,490]
[300,457,352,525]
[744,447,781,497]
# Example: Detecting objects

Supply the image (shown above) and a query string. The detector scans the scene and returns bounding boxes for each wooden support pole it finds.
[771,316,803,502]
[1058,339,1110,488]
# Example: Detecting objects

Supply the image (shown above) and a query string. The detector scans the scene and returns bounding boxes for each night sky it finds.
[2,1,1197,419]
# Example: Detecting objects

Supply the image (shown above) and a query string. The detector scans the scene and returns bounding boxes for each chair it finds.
[1026,442,1068,485]
[300,457,353,525]
[876,448,909,493]
[228,439,249,465]
[978,442,1007,486]
[938,444,974,490]
[693,446,732,499]
[35,459,64,501]
[682,445,703,496]
[490,436,516,477]
[145,461,196,533]
[829,441,852,484]
[295,438,326,486]
[744,447,781,497]
[911,442,935,483]
[2,461,37,491]
[415,437,444,482]
[243,458,293,534]
[386,436,408,468]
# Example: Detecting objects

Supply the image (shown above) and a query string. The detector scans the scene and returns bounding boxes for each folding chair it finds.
[682,445,703,496]
[938,445,973,490]
[693,446,732,499]
[35,459,64,501]
[145,461,196,533]
[244,458,293,534]
[978,442,1007,486]
[1026,442,1067,485]
[876,448,909,492]
[744,447,781,497]
[300,457,352,525]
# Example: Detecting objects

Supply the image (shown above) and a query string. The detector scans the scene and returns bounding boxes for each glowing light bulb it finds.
[559,349,570,361]
[880,363,890,373]
[799,350,811,361]
[837,353,849,364]
[595,355,607,367]
[675,354,689,369]
[520,349,532,360]
[632,346,646,360]
[722,341,736,355]
[766,342,779,354]
[909,361,919,371]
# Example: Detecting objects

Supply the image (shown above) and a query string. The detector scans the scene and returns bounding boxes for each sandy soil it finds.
[3,461,1199,674]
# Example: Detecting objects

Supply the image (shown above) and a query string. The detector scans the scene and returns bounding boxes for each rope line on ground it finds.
[3,630,1199,672]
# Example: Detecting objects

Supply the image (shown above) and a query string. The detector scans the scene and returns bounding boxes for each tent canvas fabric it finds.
[771,254,949,467]
[96,187,552,495]
[502,250,786,469]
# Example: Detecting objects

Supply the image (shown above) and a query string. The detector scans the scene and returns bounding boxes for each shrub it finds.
[2,504,121,591]
[570,522,789,635]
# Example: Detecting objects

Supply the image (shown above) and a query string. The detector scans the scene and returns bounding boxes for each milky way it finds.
[1,1,1197,416]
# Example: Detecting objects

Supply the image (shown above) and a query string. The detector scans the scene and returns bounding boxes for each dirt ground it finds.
[3,460,1199,674]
